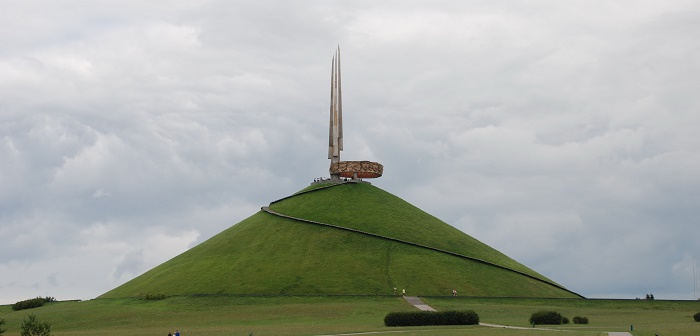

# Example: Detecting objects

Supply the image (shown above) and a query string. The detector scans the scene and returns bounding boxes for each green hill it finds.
[101,182,581,298]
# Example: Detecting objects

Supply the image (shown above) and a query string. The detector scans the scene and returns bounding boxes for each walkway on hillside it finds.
[403,296,436,311]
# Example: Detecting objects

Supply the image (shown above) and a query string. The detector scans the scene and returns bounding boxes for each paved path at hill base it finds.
[481,323,631,335]
[480,322,574,332]
[481,323,632,335]
[403,296,436,311]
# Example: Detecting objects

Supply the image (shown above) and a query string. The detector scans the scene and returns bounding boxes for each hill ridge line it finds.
[260,205,584,298]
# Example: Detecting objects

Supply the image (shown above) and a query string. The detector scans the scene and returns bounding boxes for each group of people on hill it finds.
[167,330,180,336]
[392,287,406,295]
[313,177,354,183]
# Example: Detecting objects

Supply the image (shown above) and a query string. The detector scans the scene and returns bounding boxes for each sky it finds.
[1,0,699,304]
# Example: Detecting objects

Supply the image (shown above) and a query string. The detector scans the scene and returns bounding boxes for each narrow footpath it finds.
[402,296,436,311]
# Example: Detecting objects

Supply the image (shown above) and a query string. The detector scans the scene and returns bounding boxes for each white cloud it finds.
[1,0,699,303]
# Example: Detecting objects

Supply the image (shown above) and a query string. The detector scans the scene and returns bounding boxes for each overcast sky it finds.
[2,0,699,304]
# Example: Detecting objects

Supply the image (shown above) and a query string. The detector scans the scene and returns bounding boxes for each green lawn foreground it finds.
[426,297,700,336]
[0,296,698,335]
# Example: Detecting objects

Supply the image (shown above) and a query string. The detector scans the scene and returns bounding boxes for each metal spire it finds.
[328,46,343,178]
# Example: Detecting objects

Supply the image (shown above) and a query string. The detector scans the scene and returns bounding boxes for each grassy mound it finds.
[101,183,579,298]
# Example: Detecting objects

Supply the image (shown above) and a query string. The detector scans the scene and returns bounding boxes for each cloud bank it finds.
[1,0,699,303]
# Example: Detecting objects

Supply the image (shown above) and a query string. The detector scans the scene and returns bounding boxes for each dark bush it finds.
[143,294,166,300]
[573,316,589,324]
[20,314,51,336]
[1,317,6,335]
[13,298,45,311]
[529,311,564,325]
[562,316,570,324]
[693,312,700,322]
[384,310,479,326]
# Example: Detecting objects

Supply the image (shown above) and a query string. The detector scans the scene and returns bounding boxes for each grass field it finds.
[1,296,698,335]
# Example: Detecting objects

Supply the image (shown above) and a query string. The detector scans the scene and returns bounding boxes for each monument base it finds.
[330,160,383,179]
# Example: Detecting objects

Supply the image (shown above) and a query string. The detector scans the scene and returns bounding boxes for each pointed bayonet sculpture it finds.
[329,47,343,169]
[326,47,383,181]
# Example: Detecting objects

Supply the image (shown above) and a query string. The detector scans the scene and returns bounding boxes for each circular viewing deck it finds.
[330,161,383,179]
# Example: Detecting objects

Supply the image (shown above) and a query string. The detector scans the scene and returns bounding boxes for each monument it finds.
[327,47,383,181]
[101,48,582,301]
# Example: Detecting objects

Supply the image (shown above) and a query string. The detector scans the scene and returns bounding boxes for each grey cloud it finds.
[112,249,144,280]
[1,0,699,303]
